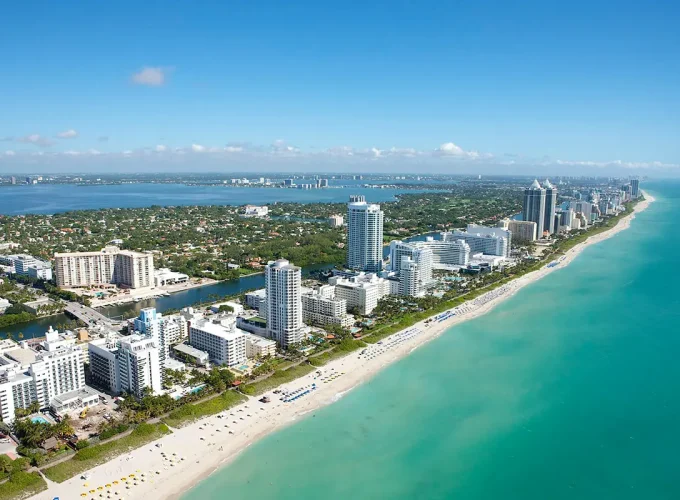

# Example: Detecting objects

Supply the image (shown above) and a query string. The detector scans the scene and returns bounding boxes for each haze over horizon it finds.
[1,1,678,176]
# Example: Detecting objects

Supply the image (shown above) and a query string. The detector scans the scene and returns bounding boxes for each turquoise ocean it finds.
[183,180,679,500]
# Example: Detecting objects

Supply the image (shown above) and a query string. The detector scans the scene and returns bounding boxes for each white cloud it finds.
[224,146,243,153]
[436,142,465,156]
[56,129,78,139]
[4,150,15,156]
[155,145,168,152]
[131,67,169,86]
[88,149,102,155]
[63,150,81,156]
[555,159,679,169]
[18,134,53,147]
[191,144,206,153]
[271,139,300,154]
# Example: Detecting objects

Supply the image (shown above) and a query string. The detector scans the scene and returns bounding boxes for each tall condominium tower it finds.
[347,195,384,272]
[265,259,303,349]
[543,179,558,235]
[630,178,640,198]
[522,179,546,238]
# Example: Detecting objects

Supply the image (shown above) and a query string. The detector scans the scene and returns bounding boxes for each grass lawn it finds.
[308,340,366,366]
[42,423,171,483]
[0,472,47,500]
[240,364,316,396]
[163,390,247,428]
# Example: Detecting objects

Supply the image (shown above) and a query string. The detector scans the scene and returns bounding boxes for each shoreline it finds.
[33,193,654,500]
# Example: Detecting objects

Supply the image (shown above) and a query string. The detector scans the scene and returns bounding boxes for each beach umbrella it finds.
[81,494,87,497]
[106,484,111,488]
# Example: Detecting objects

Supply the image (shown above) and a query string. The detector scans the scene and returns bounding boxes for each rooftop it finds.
[173,343,210,358]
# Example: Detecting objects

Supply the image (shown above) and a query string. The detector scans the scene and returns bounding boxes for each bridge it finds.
[64,302,122,329]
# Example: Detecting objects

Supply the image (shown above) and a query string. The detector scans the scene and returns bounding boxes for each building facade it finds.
[328,273,391,315]
[522,179,546,238]
[543,179,558,235]
[54,246,154,289]
[189,317,247,367]
[443,224,511,258]
[265,259,303,348]
[347,196,384,272]
[301,287,354,328]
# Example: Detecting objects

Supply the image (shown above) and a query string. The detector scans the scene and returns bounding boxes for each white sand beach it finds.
[33,193,654,500]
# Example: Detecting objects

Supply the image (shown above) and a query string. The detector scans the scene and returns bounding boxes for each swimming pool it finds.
[31,416,49,424]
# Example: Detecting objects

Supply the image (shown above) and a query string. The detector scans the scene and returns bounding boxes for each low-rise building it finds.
[328,273,391,315]
[189,317,247,367]
[172,343,210,367]
[154,268,189,287]
[301,286,354,328]
[243,333,277,358]
[243,205,269,217]
[210,301,244,315]
[245,289,267,311]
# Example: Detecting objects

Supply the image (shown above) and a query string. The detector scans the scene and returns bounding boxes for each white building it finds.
[398,251,433,297]
[243,334,277,359]
[245,289,267,311]
[388,241,433,287]
[420,238,470,267]
[210,301,244,315]
[328,214,344,227]
[265,259,304,348]
[154,268,189,287]
[347,195,384,272]
[301,286,354,328]
[172,343,210,367]
[27,262,53,281]
[328,272,391,315]
[189,317,247,367]
[30,343,86,409]
[0,329,89,422]
[117,335,163,398]
[243,205,269,217]
[55,246,154,289]
[443,224,511,258]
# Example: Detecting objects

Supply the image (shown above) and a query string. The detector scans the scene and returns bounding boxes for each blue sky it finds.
[1,0,678,174]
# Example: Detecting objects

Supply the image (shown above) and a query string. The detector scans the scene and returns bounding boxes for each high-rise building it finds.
[116,335,162,398]
[388,241,433,295]
[522,180,546,238]
[10,176,16,185]
[54,246,154,289]
[414,238,470,267]
[347,196,384,272]
[265,259,303,348]
[631,179,640,198]
[134,308,167,377]
[543,179,558,235]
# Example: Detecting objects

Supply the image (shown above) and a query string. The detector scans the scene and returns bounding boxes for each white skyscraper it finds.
[265,259,303,348]
[347,195,384,272]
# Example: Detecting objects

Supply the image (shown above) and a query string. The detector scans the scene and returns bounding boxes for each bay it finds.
[183,180,680,500]
[0,182,432,215]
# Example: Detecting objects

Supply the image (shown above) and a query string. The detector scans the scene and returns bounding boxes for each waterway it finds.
[0,182,438,216]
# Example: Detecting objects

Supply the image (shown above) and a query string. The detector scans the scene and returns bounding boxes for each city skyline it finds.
[1,1,679,175]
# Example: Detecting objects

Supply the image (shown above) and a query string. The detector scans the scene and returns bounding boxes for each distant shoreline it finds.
[36,192,654,500]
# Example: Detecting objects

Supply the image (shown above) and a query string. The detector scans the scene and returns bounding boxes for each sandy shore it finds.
[34,193,654,500]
